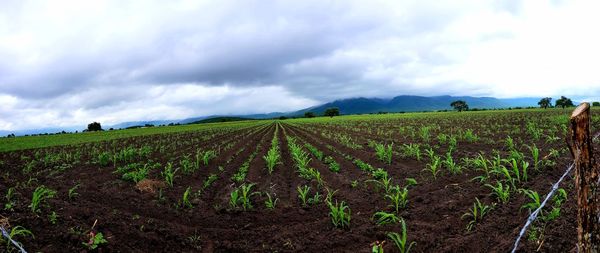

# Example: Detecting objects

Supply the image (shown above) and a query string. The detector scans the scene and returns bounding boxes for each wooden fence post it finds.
[568,102,600,252]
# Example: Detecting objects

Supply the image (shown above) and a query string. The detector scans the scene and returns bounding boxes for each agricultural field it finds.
[1,108,598,252]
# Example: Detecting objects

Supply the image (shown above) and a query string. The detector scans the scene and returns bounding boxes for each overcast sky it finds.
[1,0,600,131]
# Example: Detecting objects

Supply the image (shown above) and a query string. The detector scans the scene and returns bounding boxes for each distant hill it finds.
[188,116,253,124]
[289,95,540,116]
[0,95,545,136]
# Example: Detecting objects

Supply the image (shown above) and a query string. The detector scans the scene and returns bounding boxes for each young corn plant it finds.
[401,143,421,161]
[201,150,217,166]
[328,200,351,229]
[372,211,401,225]
[471,154,491,183]
[366,174,393,194]
[387,219,416,253]
[325,187,339,204]
[4,187,16,211]
[180,156,195,174]
[443,152,461,174]
[385,186,409,213]
[423,156,442,180]
[30,185,57,214]
[520,189,541,213]
[180,187,193,209]
[305,143,324,161]
[121,163,150,183]
[229,188,240,209]
[485,181,510,204]
[325,155,341,173]
[161,162,177,187]
[264,192,278,210]
[375,143,393,164]
[528,144,541,170]
[462,197,493,232]
[68,184,80,200]
[264,147,281,174]
[508,158,529,183]
[1,225,34,250]
[236,183,258,211]
[202,174,218,190]
[297,185,310,207]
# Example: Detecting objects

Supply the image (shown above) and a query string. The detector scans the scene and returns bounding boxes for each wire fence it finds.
[510,163,574,253]
[1,226,28,253]
[511,131,600,252]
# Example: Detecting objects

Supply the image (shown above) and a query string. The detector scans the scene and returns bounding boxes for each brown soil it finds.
[0,115,589,252]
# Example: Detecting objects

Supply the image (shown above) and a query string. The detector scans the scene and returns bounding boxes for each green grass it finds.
[2,107,592,153]
[0,120,265,152]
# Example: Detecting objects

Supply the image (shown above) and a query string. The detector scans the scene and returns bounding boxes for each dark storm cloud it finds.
[0,0,458,101]
[1,0,599,130]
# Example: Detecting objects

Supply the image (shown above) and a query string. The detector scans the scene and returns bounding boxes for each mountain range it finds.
[1,95,543,136]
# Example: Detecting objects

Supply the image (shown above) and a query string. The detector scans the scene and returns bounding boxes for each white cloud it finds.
[1,0,599,130]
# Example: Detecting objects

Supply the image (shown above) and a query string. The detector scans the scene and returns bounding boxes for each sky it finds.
[1,0,600,131]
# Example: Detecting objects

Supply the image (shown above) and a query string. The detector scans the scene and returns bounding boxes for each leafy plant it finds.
[385,186,409,213]
[1,225,34,249]
[30,185,57,214]
[372,211,401,225]
[238,183,258,211]
[202,174,218,190]
[371,168,389,180]
[297,185,310,207]
[180,187,193,209]
[4,187,16,211]
[375,143,393,164]
[264,147,281,174]
[308,191,321,205]
[264,192,278,210]
[83,232,108,250]
[443,152,461,174]
[97,152,111,167]
[161,162,178,187]
[520,189,541,213]
[528,144,541,170]
[121,163,150,183]
[387,219,416,253]
[201,150,217,165]
[485,181,510,204]
[305,143,324,161]
[462,197,493,232]
[325,187,339,204]
[48,211,58,225]
[68,183,80,200]
[328,200,351,229]
[366,174,393,194]
[229,188,240,209]
[423,156,442,179]
[405,178,417,187]
[401,143,421,161]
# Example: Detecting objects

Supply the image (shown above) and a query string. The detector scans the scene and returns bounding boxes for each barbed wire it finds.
[1,226,28,253]
[511,131,600,252]
[510,163,574,253]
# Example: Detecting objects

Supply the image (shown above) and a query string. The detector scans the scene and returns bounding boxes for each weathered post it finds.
[568,102,600,252]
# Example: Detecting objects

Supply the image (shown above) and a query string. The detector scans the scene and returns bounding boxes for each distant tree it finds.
[278,116,288,120]
[324,107,340,117]
[450,100,469,112]
[555,96,574,109]
[537,97,552,109]
[6,133,15,138]
[593,102,600,107]
[87,122,103,132]
[304,112,316,118]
